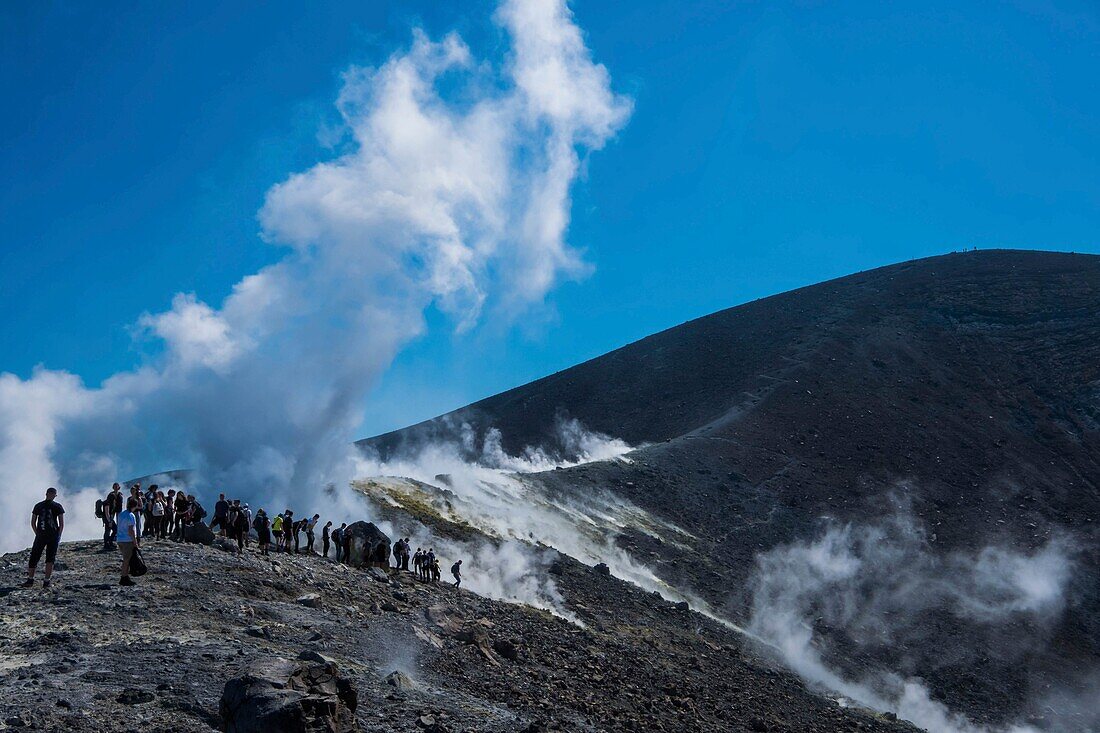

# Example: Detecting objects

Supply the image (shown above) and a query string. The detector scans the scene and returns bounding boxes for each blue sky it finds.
[3,0,1098,438]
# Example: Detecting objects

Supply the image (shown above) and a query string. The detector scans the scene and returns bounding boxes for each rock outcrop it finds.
[219,658,358,733]
[342,521,390,568]
[182,521,215,545]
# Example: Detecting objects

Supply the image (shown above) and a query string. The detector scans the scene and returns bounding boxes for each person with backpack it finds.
[117,496,141,587]
[254,509,271,556]
[106,483,123,543]
[233,506,250,552]
[413,548,423,580]
[451,559,463,588]
[23,487,65,589]
[97,492,114,551]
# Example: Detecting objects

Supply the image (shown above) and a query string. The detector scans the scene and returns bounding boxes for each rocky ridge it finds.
[0,534,916,732]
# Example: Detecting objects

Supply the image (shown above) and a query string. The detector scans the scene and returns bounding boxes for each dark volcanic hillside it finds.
[363,250,1100,730]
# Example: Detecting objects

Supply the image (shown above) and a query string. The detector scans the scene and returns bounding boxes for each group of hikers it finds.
[23,486,464,590]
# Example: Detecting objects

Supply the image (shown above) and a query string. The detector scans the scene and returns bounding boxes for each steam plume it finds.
[0,0,630,553]
[745,503,1086,733]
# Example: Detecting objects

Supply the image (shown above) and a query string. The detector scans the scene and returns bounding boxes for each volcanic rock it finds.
[343,521,391,568]
[219,658,358,733]
[182,522,215,545]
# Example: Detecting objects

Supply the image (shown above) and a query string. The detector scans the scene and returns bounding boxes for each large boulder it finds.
[183,521,215,545]
[343,521,390,569]
[219,657,358,733]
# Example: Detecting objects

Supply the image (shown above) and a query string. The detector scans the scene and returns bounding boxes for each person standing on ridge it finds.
[233,506,250,552]
[243,504,253,548]
[23,487,65,589]
[306,514,320,554]
[212,493,229,537]
[128,484,143,537]
[116,496,140,587]
[451,559,463,588]
[255,509,271,556]
[272,512,284,552]
[322,521,332,558]
[172,490,189,540]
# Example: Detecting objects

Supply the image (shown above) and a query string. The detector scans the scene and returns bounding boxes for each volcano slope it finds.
[362,250,1100,731]
[0,535,917,733]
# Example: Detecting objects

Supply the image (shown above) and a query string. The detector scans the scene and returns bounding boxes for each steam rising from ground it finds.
[746,504,1087,733]
[352,418,710,621]
[0,0,630,553]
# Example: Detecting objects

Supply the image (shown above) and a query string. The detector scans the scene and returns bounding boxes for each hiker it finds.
[226,499,241,542]
[128,484,143,537]
[233,505,250,551]
[97,491,115,551]
[272,513,284,552]
[106,483,123,546]
[212,493,229,536]
[291,516,302,554]
[242,504,253,547]
[332,523,346,563]
[143,484,159,538]
[322,521,332,558]
[117,496,140,587]
[23,487,65,589]
[151,491,167,539]
[451,559,462,588]
[164,490,176,540]
[172,490,189,540]
[255,509,271,556]
[392,538,403,569]
[403,538,412,571]
[413,548,423,580]
[306,514,320,554]
[282,511,295,553]
[431,557,441,583]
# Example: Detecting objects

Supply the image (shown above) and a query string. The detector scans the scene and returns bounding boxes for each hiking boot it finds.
[20,578,33,588]
[43,579,52,589]
[119,576,136,587]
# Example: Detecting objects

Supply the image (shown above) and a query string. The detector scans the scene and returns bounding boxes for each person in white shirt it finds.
[117,497,141,587]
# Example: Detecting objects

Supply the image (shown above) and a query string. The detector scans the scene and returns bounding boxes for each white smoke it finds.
[352,419,719,622]
[0,0,630,553]
[745,506,1082,733]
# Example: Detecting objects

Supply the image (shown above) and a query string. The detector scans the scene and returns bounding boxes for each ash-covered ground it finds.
[0,532,915,733]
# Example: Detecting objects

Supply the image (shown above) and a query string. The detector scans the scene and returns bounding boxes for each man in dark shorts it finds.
[24,487,65,589]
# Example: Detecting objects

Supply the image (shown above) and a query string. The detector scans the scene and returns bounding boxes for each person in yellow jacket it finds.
[272,513,284,552]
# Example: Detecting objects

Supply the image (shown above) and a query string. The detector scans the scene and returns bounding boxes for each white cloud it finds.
[0,0,630,553]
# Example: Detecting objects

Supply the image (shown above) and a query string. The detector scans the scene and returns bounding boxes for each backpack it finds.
[192,504,207,521]
[95,499,104,519]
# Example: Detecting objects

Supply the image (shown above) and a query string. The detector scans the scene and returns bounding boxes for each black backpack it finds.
[95,499,104,519]
[193,504,207,521]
